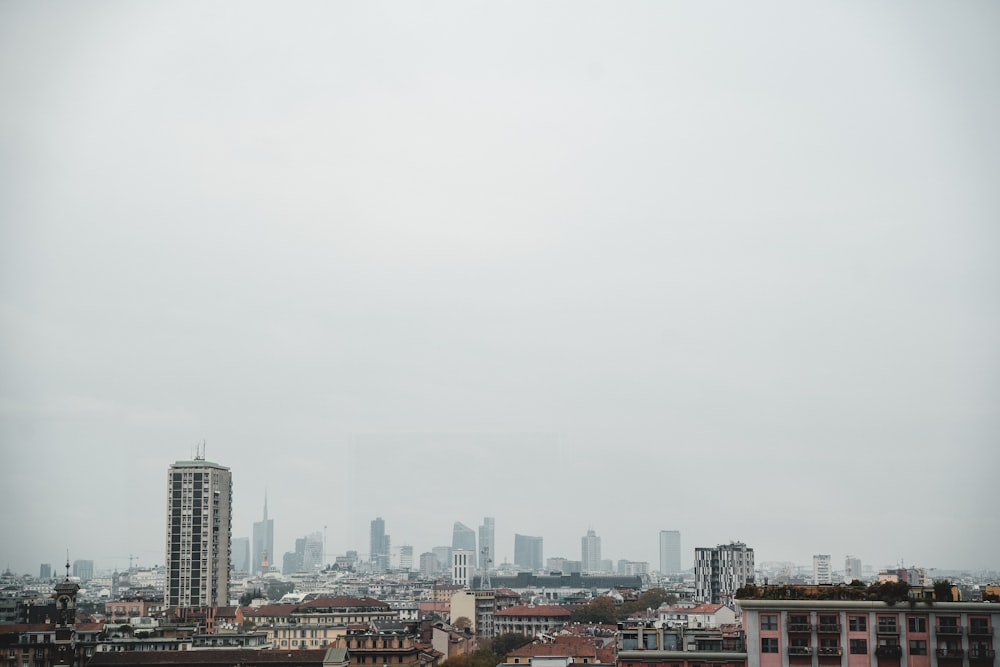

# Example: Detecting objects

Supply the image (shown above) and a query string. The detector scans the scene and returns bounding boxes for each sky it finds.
[1,1,999,578]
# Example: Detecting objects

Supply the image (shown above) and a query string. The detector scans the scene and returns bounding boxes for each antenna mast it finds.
[479,547,492,589]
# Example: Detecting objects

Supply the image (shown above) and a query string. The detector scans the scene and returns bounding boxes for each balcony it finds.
[788,647,815,656]
[877,626,900,635]
[788,624,814,633]
[875,646,903,659]
[938,626,966,636]
[936,649,966,659]
[818,647,844,656]
[818,624,843,633]
[969,650,996,661]
[969,626,993,637]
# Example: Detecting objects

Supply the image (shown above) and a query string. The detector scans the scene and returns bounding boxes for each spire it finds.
[263,490,268,520]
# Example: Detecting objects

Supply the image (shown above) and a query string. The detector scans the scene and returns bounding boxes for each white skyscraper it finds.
[581,529,602,573]
[165,455,232,607]
[659,530,681,574]
[845,555,863,582]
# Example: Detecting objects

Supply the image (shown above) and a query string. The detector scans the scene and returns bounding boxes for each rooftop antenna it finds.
[479,547,492,589]
[64,550,70,581]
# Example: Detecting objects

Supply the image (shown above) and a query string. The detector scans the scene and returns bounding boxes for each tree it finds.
[933,580,954,602]
[492,633,534,658]
[453,616,473,632]
[239,588,262,606]
[266,580,295,601]
[570,597,619,624]
[621,588,678,615]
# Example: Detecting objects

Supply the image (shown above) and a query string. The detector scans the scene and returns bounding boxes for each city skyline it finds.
[2,2,998,577]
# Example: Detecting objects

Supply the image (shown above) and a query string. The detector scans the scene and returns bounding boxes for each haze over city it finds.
[1,1,999,578]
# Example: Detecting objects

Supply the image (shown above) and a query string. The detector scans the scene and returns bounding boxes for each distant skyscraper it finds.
[370,517,389,572]
[419,552,437,577]
[302,532,323,571]
[581,529,602,573]
[513,534,543,571]
[165,455,232,607]
[845,555,863,582]
[694,541,754,605]
[659,530,681,574]
[72,560,94,581]
[813,554,833,584]
[398,545,413,571]
[453,522,477,568]
[232,537,250,574]
[432,546,452,571]
[478,517,495,570]
[39,563,52,580]
[252,494,274,575]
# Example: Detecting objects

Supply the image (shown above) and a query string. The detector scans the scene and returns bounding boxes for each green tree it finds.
[933,580,954,602]
[492,633,533,658]
[570,597,619,624]
[621,588,678,615]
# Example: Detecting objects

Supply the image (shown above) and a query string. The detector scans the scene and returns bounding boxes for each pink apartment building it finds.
[739,600,996,667]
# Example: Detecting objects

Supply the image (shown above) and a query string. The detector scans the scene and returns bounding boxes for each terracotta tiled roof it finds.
[87,648,332,665]
[495,605,570,618]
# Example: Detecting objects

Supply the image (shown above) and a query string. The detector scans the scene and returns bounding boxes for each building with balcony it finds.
[738,598,998,667]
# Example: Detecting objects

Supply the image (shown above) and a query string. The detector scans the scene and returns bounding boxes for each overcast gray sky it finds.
[2,1,999,578]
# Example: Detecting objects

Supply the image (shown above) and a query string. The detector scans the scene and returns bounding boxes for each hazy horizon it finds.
[2,2,998,578]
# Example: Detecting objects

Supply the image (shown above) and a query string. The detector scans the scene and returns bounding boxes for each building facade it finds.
[740,599,997,667]
[581,530,602,573]
[694,542,755,605]
[453,523,477,569]
[813,555,833,585]
[514,534,543,571]
[165,457,232,607]
[453,550,475,588]
[660,530,682,575]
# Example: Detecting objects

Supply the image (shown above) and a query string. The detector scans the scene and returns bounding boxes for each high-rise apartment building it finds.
[165,456,232,607]
[581,529,602,573]
[659,530,682,574]
[453,522,477,568]
[370,517,389,572]
[479,517,495,569]
[252,494,274,575]
[694,541,754,605]
[813,554,832,584]
[513,534,543,571]
[39,563,52,580]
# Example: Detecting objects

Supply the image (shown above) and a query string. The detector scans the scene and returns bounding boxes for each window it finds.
[878,616,898,633]
[970,619,990,635]
[761,615,778,631]
[762,638,779,653]
[850,639,868,655]
[909,640,927,655]
[849,616,867,632]
[908,617,927,633]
